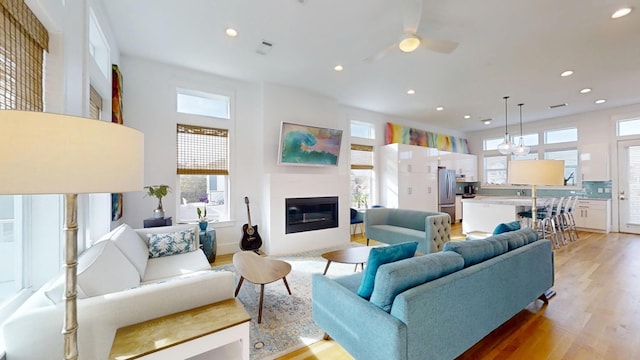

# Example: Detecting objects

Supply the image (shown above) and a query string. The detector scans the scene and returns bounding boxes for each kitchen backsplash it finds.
[457,181,612,199]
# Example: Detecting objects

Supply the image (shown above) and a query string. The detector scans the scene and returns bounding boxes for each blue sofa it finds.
[364,208,451,254]
[312,228,554,360]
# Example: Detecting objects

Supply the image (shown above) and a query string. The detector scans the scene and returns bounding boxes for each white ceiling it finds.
[99,0,640,132]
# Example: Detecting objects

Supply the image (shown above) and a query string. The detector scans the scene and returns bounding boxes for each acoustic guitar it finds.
[240,196,263,251]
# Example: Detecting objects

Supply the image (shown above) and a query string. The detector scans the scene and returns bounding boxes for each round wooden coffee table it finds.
[233,251,292,324]
[321,246,372,275]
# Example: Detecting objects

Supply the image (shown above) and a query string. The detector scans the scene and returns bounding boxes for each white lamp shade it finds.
[0,110,144,194]
[508,160,565,186]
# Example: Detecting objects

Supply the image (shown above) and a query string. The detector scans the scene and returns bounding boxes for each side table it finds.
[143,217,172,228]
[200,228,217,263]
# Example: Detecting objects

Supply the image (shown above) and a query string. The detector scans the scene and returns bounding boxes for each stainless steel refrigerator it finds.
[438,168,456,220]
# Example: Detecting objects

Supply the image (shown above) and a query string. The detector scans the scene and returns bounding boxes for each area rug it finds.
[214,244,362,360]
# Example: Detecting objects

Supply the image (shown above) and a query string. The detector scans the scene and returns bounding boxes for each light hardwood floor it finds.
[215,223,640,360]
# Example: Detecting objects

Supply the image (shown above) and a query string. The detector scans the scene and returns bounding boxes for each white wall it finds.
[119,56,262,254]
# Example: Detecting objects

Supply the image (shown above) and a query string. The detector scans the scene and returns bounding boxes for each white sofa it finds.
[1,223,235,360]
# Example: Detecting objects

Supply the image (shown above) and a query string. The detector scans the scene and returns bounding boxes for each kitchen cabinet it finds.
[574,199,610,233]
[380,144,438,211]
[579,144,610,181]
[455,195,462,222]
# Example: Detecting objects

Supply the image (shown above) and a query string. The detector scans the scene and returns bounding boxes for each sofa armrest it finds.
[2,270,235,360]
[312,274,407,360]
[425,213,451,252]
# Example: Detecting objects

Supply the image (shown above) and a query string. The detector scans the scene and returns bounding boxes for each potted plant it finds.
[197,196,208,231]
[144,185,171,219]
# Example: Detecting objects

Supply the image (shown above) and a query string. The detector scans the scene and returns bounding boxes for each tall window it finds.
[0,0,49,304]
[350,144,374,209]
[176,124,229,222]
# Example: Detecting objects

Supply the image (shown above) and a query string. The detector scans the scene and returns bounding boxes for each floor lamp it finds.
[508,159,565,230]
[0,110,144,360]
[508,159,564,300]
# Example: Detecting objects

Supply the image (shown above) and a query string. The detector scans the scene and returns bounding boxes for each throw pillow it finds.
[97,223,149,279]
[44,240,140,304]
[147,228,196,258]
[492,221,521,235]
[356,242,418,299]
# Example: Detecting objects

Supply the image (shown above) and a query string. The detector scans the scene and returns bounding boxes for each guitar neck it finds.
[245,203,253,227]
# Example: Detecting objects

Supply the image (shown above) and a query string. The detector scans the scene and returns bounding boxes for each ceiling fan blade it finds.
[363,42,398,63]
[402,0,423,34]
[421,37,459,54]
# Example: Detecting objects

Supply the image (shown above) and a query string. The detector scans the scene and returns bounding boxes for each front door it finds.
[617,139,640,234]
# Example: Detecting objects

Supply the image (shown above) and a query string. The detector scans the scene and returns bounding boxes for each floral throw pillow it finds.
[147,229,196,258]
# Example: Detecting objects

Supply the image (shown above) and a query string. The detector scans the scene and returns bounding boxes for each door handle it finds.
[620,191,625,200]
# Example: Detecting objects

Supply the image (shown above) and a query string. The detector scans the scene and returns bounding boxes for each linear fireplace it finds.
[285,196,338,234]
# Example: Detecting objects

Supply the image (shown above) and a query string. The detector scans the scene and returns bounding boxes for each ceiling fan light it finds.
[399,35,420,52]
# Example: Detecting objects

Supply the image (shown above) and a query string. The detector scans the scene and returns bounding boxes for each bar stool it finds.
[562,196,579,242]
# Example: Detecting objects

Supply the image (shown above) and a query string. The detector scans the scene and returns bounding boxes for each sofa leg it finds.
[366,238,370,246]
[538,289,556,304]
[323,333,332,340]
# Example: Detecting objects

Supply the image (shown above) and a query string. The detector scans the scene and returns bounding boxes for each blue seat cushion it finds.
[356,242,418,299]
[492,221,521,235]
[369,252,464,312]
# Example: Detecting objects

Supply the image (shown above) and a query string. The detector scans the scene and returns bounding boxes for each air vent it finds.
[549,103,567,109]
[256,41,273,55]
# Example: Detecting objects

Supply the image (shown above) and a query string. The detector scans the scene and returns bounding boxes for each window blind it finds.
[89,85,102,120]
[177,124,229,175]
[0,0,48,111]
[351,144,374,170]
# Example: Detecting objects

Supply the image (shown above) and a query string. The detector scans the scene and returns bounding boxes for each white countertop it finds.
[462,195,611,204]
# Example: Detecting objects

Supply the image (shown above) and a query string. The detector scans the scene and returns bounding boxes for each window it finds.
[483,137,506,151]
[484,155,507,184]
[617,117,640,136]
[177,88,230,119]
[350,120,375,139]
[545,149,578,186]
[545,127,577,144]
[177,124,229,222]
[89,9,110,79]
[350,144,374,209]
[0,1,48,305]
[518,133,539,147]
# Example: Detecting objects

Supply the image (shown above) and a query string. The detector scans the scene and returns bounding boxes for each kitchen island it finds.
[461,196,533,234]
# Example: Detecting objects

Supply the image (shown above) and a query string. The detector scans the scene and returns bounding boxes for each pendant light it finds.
[513,103,531,155]
[497,96,515,155]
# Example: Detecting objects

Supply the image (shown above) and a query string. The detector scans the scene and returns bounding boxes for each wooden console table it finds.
[109,298,250,360]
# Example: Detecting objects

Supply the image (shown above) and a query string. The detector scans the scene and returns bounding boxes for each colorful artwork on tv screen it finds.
[279,122,343,166]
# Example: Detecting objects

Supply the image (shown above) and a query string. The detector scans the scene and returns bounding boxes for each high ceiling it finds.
[100,0,640,132]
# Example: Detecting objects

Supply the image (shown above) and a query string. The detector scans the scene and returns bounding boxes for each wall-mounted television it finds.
[278,122,343,166]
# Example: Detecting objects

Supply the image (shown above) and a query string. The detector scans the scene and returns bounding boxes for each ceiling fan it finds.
[364,0,458,62]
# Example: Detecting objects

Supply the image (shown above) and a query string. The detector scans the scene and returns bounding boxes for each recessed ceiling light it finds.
[464,115,471,119]
[481,119,492,125]
[334,65,343,72]
[612,7,632,19]
[225,28,238,37]
[580,88,592,94]
[407,89,415,95]
[561,70,574,77]
[595,99,607,104]
[436,106,444,111]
